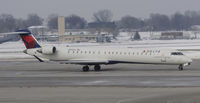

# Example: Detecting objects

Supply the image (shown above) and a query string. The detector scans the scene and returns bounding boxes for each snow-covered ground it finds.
[116,31,200,41]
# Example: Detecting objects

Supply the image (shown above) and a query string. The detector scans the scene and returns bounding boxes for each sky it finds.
[0,0,200,21]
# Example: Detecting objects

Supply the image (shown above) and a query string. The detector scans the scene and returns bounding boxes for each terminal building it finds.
[56,16,111,43]
[30,16,112,43]
[150,31,192,40]
[160,32,184,40]
[59,30,111,43]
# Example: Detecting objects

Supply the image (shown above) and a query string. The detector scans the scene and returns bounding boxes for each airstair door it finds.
[161,54,167,62]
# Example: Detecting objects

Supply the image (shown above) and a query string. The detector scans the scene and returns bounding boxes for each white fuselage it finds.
[26,46,192,65]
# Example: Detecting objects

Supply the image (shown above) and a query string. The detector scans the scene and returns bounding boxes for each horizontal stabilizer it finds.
[33,55,44,62]
[0,32,29,35]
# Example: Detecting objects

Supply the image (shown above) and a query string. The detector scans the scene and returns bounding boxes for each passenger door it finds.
[161,53,167,62]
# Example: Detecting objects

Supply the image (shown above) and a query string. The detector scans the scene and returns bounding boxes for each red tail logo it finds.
[17,30,41,49]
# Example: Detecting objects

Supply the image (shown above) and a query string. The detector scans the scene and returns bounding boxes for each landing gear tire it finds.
[94,65,101,71]
[178,64,183,71]
[82,66,89,72]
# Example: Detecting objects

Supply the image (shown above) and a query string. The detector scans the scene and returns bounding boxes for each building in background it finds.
[58,16,65,42]
[160,32,184,40]
[191,25,200,39]
[55,16,112,43]
[61,30,111,43]
[149,31,193,40]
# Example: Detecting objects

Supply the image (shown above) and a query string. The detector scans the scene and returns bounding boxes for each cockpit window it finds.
[171,52,184,55]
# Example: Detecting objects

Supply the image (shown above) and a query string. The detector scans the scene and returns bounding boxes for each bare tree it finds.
[47,14,58,29]
[147,13,170,31]
[65,15,87,29]
[15,18,27,29]
[0,14,16,32]
[93,9,113,22]
[171,12,186,30]
[184,11,200,28]
[25,14,43,27]
[118,15,144,30]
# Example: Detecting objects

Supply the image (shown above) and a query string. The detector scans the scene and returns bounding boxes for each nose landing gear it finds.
[178,64,183,71]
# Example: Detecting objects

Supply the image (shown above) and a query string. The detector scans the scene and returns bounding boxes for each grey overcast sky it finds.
[0,0,200,21]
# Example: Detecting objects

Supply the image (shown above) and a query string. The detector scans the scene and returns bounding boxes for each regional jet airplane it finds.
[5,30,193,72]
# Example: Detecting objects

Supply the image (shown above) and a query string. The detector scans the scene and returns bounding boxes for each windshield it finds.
[171,52,184,55]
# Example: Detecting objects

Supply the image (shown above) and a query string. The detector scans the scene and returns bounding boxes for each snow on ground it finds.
[0,53,33,59]
[0,41,32,59]
[0,41,24,51]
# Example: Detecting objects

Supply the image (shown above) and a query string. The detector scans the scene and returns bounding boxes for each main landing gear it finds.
[82,65,101,72]
[94,65,101,71]
[178,64,183,71]
[82,66,89,72]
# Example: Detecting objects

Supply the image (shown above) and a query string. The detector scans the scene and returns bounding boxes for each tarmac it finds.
[0,59,200,103]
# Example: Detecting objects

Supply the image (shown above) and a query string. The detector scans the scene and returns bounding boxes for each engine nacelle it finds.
[40,46,56,55]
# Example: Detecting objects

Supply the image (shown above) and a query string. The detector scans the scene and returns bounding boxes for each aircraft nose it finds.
[188,58,193,63]
[185,58,193,66]
[184,56,192,63]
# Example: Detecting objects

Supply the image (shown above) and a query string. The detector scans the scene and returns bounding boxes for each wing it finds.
[52,59,109,65]
[31,55,110,65]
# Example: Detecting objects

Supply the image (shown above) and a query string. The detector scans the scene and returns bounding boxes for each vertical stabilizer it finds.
[16,29,41,49]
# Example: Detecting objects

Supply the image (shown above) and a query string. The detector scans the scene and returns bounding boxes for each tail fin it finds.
[16,29,41,49]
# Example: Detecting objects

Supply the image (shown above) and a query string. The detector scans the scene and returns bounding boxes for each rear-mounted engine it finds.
[37,46,56,55]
